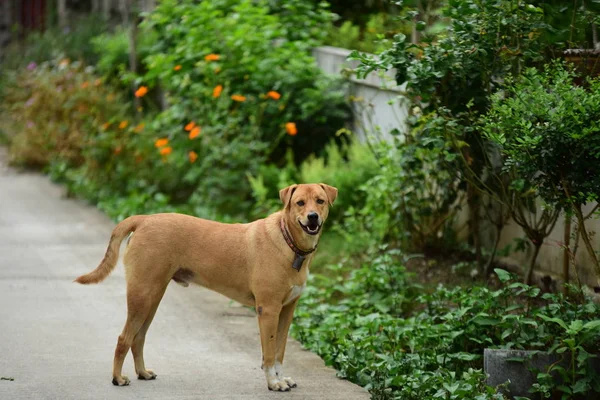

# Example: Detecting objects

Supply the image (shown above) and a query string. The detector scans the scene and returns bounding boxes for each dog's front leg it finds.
[274,298,299,388]
[256,302,289,391]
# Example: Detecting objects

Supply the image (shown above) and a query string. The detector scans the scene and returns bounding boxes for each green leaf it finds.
[495,268,511,283]
[582,320,600,332]
[539,314,569,330]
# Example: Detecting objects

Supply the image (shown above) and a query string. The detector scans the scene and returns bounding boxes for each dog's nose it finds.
[307,212,319,222]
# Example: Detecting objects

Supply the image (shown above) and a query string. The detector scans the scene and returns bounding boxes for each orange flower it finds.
[135,86,148,98]
[188,151,198,163]
[266,91,281,100]
[213,85,223,98]
[231,94,246,102]
[189,126,201,139]
[215,67,222,74]
[174,65,182,71]
[94,79,102,86]
[101,122,110,130]
[285,122,297,136]
[160,146,172,156]
[134,123,145,133]
[185,121,196,131]
[81,81,89,89]
[114,146,122,155]
[205,54,220,61]
[119,120,129,129]
[155,138,169,148]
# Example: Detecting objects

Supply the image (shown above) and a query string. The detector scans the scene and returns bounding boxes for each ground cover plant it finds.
[292,255,600,399]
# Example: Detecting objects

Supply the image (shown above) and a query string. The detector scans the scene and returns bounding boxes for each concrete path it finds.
[0,148,369,400]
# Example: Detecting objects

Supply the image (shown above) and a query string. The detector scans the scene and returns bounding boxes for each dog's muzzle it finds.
[299,213,321,235]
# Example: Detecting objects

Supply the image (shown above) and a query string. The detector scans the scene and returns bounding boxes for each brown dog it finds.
[75,183,337,391]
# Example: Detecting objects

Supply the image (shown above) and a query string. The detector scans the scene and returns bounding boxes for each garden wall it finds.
[313,45,600,288]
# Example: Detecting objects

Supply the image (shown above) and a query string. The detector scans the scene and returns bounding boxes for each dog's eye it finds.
[296,201,305,206]
[316,199,325,205]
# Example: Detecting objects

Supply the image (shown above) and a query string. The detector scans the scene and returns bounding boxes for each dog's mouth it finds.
[299,220,322,235]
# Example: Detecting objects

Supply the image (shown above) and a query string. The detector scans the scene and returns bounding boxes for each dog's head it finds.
[279,183,338,236]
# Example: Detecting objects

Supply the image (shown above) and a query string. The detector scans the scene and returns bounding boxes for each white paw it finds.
[267,378,291,392]
[274,362,297,388]
[282,376,297,388]
[265,364,294,391]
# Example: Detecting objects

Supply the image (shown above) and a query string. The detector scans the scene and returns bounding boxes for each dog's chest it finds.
[283,283,306,306]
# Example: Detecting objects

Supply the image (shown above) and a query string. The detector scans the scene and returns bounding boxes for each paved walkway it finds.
[0,148,369,400]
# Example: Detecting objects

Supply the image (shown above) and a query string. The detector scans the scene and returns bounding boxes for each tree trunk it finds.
[485,226,502,276]
[120,0,140,109]
[57,0,67,29]
[562,214,571,284]
[573,203,600,285]
[103,0,111,20]
[524,241,542,285]
[468,184,483,269]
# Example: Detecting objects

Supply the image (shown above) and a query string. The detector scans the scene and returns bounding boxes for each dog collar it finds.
[280,218,317,272]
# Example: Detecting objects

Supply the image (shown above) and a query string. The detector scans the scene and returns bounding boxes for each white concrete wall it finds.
[313,45,600,288]
[313,46,408,142]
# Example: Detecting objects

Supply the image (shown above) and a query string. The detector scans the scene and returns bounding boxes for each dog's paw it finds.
[112,375,130,386]
[282,376,297,388]
[267,379,291,392]
[137,369,157,380]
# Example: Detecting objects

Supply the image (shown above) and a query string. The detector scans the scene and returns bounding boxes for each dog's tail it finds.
[74,215,146,285]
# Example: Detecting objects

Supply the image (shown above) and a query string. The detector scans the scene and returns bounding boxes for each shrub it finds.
[342,126,463,255]
[3,59,128,168]
[483,62,600,282]
[141,0,350,166]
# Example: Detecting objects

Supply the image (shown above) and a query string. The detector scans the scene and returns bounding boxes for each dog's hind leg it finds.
[132,285,167,381]
[112,287,153,386]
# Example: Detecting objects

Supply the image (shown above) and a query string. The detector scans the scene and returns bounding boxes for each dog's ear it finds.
[319,183,338,206]
[279,184,298,208]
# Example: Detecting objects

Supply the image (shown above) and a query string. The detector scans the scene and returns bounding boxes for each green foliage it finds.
[342,131,462,254]
[293,261,600,399]
[483,62,600,209]
[353,0,549,113]
[130,0,349,216]
[2,0,350,221]
[325,13,410,53]
[91,26,157,90]
[267,0,334,46]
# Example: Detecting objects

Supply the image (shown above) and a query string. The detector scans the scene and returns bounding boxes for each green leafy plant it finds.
[342,123,463,255]
[483,62,600,283]
[292,257,600,399]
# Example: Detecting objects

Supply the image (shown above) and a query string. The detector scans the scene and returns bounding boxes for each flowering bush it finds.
[141,0,350,166]
[2,0,349,220]
[94,0,348,216]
